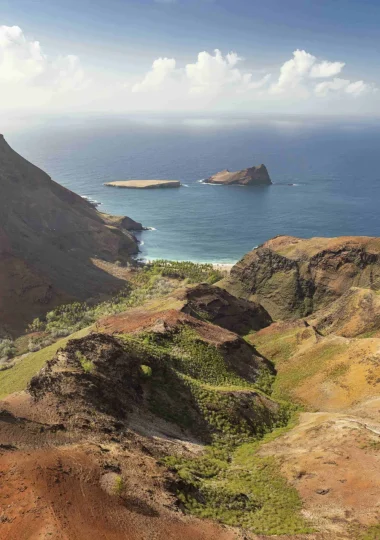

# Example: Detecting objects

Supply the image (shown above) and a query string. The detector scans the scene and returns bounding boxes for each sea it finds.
[6,114,380,264]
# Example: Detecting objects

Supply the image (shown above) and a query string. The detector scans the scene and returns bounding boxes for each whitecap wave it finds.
[81,195,101,207]
[146,227,157,231]
[201,182,223,186]
[182,184,189,187]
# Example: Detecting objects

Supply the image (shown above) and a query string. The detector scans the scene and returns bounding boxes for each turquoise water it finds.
[7,116,380,263]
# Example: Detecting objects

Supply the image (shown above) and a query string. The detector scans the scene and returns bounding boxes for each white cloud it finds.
[269,49,369,101]
[0,25,87,110]
[0,25,46,82]
[185,49,244,94]
[310,60,345,78]
[270,49,316,95]
[127,48,377,113]
[0,26,376,115]
[132,57,176,92]
[315,77,370,97]
[131,49,271,97]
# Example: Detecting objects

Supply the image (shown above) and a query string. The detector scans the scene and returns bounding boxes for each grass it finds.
[164,419,311,536]
[324,361,350,381]
[140,364,152,378]
[75,351,94,373]
[120,328,289,443]
[272,341,348,402]
[0,338,16,361]
[134,324,308,534]
[113,475,124,495]
[124,327,252,389]
[27,261,223,338]
[145,260,223,284]
[0,327,90,399]
[249,326,303,363]
[361,524,380,539]
[250,326,350,402]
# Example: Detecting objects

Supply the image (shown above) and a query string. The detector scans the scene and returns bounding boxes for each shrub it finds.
[114,475,124,495]
[143,260,223,284]
[0,339,16,360]
[140,364,152,378]
[27,261,221,340]
[75,351,94,373]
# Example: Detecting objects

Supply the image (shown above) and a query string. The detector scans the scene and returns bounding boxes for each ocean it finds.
[6,115,380,264]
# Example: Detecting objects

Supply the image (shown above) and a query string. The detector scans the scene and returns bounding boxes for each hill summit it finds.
[0,135,141,335]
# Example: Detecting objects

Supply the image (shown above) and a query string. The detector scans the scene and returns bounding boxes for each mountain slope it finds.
[0,135,141,335]
[221,235,380,320]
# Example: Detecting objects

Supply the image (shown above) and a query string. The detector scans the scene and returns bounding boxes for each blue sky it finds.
[0,0,379,114]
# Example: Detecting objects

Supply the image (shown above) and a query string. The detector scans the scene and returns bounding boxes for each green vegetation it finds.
[28,261,222,338]
[75,351,94,373]
[119,326,308,535]
[358,330,380,339]
[164,425,311,536]
[120,327,287,443]
[113,475,124,495]
[119,325,307,535]
[361,524,380,539]
[1,256,310,536]
[272,342,348,402]
[152,326,251,387]
[324,361,350,381]
[145,260,223,284]
[250,326,302,363]
[0,327,90,399]
[0,338,16,361]
[251,327,349,402]
[140,364,152,378]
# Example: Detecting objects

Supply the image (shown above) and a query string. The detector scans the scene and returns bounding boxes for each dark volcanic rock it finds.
[177,283,272,334]
[223,235,380,320]
[205,164,272,185]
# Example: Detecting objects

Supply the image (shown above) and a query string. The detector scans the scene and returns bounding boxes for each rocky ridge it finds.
[222,235,380,320]
[204,164,272,185]
[0,135,142,335]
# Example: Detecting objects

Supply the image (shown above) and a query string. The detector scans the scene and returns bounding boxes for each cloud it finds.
[310,60,345,78]
[132,57,176,92]
[0,27,375,114]
[185,49,244,94]
[127,48,377,113]
[0,25,87,109]
[131,49,270,97]
[270,49,316,95]
[269,49,369,100]
[315,77,370,97]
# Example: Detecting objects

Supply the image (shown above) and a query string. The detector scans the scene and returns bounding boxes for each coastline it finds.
[139,257,236,273]
[212,263,234,273]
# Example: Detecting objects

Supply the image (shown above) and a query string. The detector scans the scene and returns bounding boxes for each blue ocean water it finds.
[7,116,380,263]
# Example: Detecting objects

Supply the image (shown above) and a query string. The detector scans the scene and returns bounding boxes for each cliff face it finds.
[222,235,380,320]
[0,135,141,335]
[205,164,272,185]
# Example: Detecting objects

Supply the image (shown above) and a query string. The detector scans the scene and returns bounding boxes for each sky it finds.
[0,0,379,116]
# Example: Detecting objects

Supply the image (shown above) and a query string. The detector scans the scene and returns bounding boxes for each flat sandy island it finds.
[104,180,181,189]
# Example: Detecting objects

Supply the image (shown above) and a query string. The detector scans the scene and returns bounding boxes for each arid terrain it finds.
[1,145,380,539]
[204,164,272,185]
[104,180,181,188]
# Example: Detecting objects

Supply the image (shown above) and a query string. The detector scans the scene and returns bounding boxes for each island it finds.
[204,164,272,186]
[104,180,181,189]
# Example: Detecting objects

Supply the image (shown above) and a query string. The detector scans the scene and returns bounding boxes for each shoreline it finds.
[138,257,236,273]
